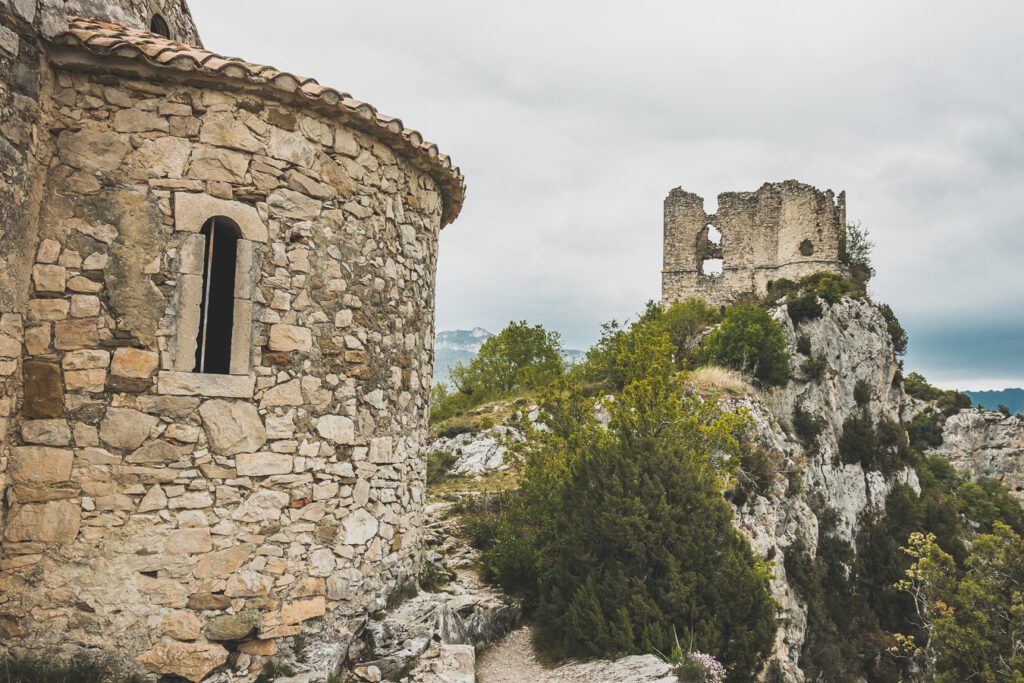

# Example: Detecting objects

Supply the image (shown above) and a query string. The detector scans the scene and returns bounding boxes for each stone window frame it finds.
[157,193,266,399]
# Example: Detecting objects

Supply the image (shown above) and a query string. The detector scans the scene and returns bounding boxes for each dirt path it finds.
[476,625,550,682]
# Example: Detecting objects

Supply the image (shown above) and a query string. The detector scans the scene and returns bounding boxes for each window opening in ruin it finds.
[150,14,171,39]
[701,258,724,276]
[707,224,722,245]
[800,239,815,256]
[194,217,240,374]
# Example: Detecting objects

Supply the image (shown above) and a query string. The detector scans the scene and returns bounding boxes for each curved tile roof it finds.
[51,17,465,226]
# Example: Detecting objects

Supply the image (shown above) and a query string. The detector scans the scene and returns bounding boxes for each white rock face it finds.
[928,409,1024,499]
[724,299,920,680]
[426,426,523,476]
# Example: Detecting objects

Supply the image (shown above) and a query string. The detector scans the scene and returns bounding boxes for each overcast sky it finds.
[191,1,1024,390]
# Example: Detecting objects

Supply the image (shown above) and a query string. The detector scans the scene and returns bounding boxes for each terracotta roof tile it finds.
[51,17,465,226]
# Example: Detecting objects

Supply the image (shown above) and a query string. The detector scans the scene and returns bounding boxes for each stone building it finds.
[0,1,464,679]
[662,180,846,307]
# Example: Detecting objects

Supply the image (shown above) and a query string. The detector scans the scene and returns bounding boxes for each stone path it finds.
[476,626,549,682]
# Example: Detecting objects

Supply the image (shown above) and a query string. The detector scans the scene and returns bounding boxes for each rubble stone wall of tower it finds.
[662,180,847,307]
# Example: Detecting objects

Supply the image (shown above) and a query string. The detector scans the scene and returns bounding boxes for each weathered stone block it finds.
[157,371,255,398]
[166,527,213,554]
[56,128,130,173]
[194,544,253,578]
[100,408,159,450]
[32,264,66,293]
[9,446,74,483]
[136,641,228,683]
[28,298,69,321]
[235,452,293,476]
[23,361,63,418]
[20,419,72,446]
[111,347,159,379]
[62,349,110,370]
[268,324,312,352]
[316,415,354,444]
[4,500,80,543]
[198,399,266,454]
[54,318,99,350]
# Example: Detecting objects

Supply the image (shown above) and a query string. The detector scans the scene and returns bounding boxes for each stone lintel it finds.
[157,371,254,398]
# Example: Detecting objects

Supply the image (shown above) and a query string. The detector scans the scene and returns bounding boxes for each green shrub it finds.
[793,405,825,449]
[385,580,418,609]
[787,292,823,325]
[731,446,780,507]
[801,355,827,382]
[876,304,908,356]
[432,321,563,422]
[0,656,142,683]
[480,330,776,679]
[578,299,720,390]
[907,409,944,450]
[418,559,454,592]
[699,302,790,387]
[854,379,872,407]
[426,450,456,486]
[903,372,971,416]
[796,335,812,356]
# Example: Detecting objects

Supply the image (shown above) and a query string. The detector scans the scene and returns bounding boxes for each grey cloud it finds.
[192,0,1024,386]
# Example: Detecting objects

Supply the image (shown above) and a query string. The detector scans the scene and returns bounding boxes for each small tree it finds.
[699,302,790,387]
[842,221,875,283]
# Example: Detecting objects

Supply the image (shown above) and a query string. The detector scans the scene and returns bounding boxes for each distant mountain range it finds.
[965,388,1024,415]
[434,328,584,385]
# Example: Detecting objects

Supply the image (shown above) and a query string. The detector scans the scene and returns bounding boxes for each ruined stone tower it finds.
[661,181,846,307]
[0,1,465,679]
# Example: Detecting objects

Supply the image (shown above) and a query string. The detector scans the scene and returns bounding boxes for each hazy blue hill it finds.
[434,328,584,383]
[965,388,1024,414]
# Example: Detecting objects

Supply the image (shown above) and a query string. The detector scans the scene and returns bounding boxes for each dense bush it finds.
[838,410,910,473]
[801,355,827,382]
[853,379,872,407]
[431,321,563,421]
[578,299,720,392]
[796,455,1024,682]
[699,302,790,387]
[906,408,944,450]
[0,656,141,683]
[792,405,825,450]
[474,328,777,679]
[786,292,823,325]
[903,372,972,416]
[426,450,456,485]
[876,303,908,356]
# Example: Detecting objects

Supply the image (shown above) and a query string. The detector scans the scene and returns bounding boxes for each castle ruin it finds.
[662,180,846,307]
[0,1,464,679]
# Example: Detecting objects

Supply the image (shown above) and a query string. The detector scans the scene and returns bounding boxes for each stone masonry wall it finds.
[662,181,847,307]
[0,49,445,681]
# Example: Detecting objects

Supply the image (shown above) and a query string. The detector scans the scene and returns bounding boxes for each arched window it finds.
[150,14,171,39]
[194,217,240,374]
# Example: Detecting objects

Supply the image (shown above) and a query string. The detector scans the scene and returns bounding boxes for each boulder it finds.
[136,641,228,683]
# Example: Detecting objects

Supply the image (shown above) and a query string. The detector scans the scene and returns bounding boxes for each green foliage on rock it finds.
[471,326,777,679]
[896,523,1024,681]
[795,454,1024,681]
[903,372,972,416]
[698,302,790,387]
[578,299,720,392]
[431,321,563,422]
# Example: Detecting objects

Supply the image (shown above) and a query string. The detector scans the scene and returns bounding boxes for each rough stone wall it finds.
[37,0,201,43]
[0,49,445,681]
[662,181,846,307]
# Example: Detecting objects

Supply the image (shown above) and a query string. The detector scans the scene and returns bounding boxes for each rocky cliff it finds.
[424,297,1019,681]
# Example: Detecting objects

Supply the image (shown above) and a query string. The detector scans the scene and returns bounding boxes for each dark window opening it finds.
[194,217,240,374]
[800,239,815,257]
[150,14,171,39]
